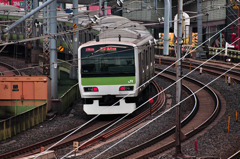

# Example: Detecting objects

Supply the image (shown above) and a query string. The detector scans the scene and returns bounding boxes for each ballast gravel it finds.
[0,59,239,159]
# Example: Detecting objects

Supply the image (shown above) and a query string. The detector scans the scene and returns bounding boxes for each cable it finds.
[0,27,89,47]
[91,26,240,159]
[0,5,228,46]
[1,11,238,159]
[1,16,239,158]
[93,56,240,159]
[60,16,240,159]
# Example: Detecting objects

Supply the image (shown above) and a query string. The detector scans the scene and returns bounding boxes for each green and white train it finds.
[78,16,155,115]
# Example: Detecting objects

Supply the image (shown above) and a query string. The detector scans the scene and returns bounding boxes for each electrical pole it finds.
[25,0,33,64]
[103,0,107,16]
[169,0,172,28]
[33,0,38,48]
[238,2,240,51]
[176,0,183,157]
[43,0,50,75]
[50,0,58,99]
[99,0,102,16]
[70,0,79,79]
[197,0,203,59]
[163,0,170,56]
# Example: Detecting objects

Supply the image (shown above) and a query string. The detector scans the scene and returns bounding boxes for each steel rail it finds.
[0,80,163,158]
[109,69,219,159]
[0,61,22,75]
[157,57,240,84]
[0,119,116,159]
[78,80,166,150]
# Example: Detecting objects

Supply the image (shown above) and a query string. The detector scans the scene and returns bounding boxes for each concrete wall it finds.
[123,0,226,23]
[123,0,164,22]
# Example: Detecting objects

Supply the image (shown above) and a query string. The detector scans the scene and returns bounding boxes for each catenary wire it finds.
[60,16,240,159]
[93,47,240,159]
[0,2,238,154]
[1,14,239,159]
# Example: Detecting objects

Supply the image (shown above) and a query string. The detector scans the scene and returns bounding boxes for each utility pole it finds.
[238,2,240,51]
[169,0,172,28]
[70,0,79,79]
[43,0,50,75]
[197,0,203,59]
[103,0,107,16]
[33,0,38,48]
[32,0,41,65]
[50,0,58,99]
[163,0,170,56]
[176,0,183,157]
[25,0,33,64]
[99,0,102,16]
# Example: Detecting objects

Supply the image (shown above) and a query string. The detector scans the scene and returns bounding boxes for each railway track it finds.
[0,81,165,159]
[0,61,22,75]
[227,150,240,159]
[78,81,165,150]
[156,56,240,84]
[108,69,221,159]
[0,118,117,159]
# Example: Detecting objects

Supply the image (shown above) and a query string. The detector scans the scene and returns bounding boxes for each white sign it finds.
[174,12,190,38]
[225,42,235,56]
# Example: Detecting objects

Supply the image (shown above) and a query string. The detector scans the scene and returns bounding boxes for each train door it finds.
[146,47,151,80]
[144,49,147,80]
[138,53,143,85]
[142,50,146,83]
[150,46,154,77]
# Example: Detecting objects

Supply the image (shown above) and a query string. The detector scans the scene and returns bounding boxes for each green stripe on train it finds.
[82,76,136,86]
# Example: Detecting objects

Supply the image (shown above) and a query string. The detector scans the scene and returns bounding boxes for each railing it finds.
[52,83,80,114]
[0,101,47,141]
[155,44,240,62]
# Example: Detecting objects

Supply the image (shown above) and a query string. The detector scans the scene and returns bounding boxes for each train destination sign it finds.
[100,47,117,51]
[86,48,95,51]
[85,47,117,52]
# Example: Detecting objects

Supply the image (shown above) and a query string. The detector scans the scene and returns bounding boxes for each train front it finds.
[78,43,138,115]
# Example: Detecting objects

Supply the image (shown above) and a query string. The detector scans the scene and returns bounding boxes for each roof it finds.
[90,15,153,45]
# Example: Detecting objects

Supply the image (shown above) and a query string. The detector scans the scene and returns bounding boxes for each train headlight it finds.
[119,86,134,91]
[84,87,99,92]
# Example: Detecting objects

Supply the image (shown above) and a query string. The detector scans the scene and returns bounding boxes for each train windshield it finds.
[81,44,135,77]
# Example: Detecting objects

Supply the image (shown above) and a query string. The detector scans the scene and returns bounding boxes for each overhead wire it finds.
[0,2,238,158]
[0,9,239,158]
[60,16,240,159]
[0,27,90,47]
[93,43,240,159]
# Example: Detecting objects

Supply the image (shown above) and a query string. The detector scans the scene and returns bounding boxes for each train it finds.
[78,15,155,115]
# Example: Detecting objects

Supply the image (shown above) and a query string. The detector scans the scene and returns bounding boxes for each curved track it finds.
[0,81,165,159]
[157,56,240,84]
[0,61,21,75]
[0,119,117,159]
[109,69,220,159]
[227,150,240,159]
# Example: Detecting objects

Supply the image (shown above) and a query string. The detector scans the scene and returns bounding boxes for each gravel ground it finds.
[152,64,240,159]
[66,63,240,159]
[0,57,239,159]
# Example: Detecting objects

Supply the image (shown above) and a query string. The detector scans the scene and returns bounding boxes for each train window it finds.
[81,45,135,77]
[149,47,151,64]
[145,50,148,67]
[141,51,144,70]
[84,32,87,42]
[147,49,150,67]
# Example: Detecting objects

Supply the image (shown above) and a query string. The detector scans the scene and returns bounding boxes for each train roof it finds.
[85,15,154,46]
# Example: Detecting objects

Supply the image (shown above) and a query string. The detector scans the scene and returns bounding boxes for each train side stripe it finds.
[81,76,136,86]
